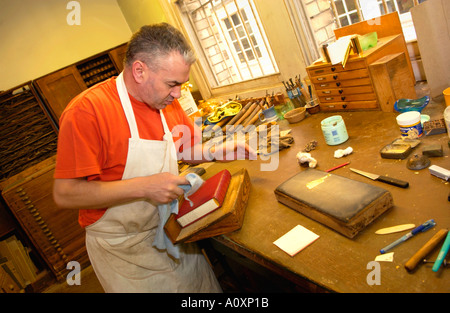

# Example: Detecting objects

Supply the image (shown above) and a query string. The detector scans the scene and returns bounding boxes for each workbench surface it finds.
[204,103,449,293]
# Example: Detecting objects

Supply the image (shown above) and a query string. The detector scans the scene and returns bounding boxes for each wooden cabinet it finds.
[1,156,89,282]
[0,83,58,186]
[307,12,416,112]
[307,58,378,111]
[307,35,415,112]
[34,43,127,124]
[0,43,127,287]
[33,67,87,123]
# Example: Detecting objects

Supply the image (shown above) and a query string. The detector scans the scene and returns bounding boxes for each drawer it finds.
[310,69,369,83]
[2,164,89,281]
[315,85,374,96]
[319,100,378,111]
[319,93,377,103]
[307,60,366,76]
[313,77,372,90]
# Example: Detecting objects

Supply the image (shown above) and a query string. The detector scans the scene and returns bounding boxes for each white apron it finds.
[85,73,222,293]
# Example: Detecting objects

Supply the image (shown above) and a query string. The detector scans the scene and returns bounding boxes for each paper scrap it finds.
[375,252,394,262]
[273,225,319,257]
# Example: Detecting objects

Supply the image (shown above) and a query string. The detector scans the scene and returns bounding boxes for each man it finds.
[53,23,254,293]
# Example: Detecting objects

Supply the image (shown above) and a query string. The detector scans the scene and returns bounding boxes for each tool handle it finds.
[377,175,409,188]
[404,229,448,272]
[432,231,450,272]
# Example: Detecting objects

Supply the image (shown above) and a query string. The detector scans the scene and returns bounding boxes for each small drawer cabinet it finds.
[306,35,416,112]
[307,59,378,111]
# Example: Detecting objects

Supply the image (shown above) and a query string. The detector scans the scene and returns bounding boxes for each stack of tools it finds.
[203,92,288,135]
[282,76,313,108]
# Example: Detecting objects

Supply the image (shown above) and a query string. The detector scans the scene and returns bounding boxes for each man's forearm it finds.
[53,173,188,210]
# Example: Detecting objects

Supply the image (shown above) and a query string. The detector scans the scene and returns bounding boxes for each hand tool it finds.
[380,219,436,254]
[375,224,416,235]
[432,230,450,272]
[404,228,448,272]
[350,168,409,188]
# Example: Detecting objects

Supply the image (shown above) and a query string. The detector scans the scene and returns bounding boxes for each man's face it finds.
[139,51,191,110]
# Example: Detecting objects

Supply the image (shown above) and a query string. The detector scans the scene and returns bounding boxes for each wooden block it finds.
[165,168,250,244]
[369,52,416,112]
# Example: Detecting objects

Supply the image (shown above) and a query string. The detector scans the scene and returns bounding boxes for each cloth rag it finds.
[152,173,205,258]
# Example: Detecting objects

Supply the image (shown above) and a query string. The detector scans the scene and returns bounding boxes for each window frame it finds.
[158,0,290,100]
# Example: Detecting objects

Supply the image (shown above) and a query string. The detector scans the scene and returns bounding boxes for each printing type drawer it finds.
[1,157,89,281]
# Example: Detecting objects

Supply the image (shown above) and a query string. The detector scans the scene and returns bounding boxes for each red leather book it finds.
[176,169,231,227]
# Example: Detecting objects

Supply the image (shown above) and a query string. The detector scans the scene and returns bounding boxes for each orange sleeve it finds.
[165,99,201,153]
[54,104,103,179]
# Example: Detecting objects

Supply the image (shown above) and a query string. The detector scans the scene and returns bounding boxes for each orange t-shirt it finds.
[54,77,199,227]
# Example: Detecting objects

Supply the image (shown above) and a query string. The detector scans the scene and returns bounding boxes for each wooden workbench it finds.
[202,103,449,293]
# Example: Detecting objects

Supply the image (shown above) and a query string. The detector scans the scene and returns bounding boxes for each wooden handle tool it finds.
[404,229,448,272]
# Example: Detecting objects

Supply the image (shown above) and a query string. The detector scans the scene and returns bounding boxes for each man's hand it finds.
[138,172,188,204]
[53,172,188,210]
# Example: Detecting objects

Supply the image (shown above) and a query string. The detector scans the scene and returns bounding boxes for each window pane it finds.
[231,14,241,26]
[379,3,387,14]
[236,25,245,38]
[255,47,262,58]
[396,0,414,13]
[241,38,250,49]
[245,49,255,61]
[386,0,395,12]
[224,18,231,29]
[233,42,242,52]
[335,0,346,15]
[350,12,360,24]
[340,16,349,26]
[229,30,236,41]
[346,0,356,11]
[238,52,245,63]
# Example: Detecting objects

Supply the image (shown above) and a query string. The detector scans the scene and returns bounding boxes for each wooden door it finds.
[34,66,87,123]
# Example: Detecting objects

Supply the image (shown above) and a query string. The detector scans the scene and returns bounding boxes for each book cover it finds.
[274,169,393,238]
[176,169,231,227]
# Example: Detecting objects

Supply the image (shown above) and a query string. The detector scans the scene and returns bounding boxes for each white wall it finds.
[0,0,132,91]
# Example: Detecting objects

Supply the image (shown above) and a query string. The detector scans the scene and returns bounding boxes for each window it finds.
[329,0,428,41]
[175,0,278,88]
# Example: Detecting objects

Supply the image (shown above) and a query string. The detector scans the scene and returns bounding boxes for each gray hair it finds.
[124,23,196,70]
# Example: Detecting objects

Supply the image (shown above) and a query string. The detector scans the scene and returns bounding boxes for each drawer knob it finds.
[341,96,346,101]
[343,104,348,109]
[331,67,336,72]
[339,89,343,94]
[333,75,338,80]
[336,82,341,87]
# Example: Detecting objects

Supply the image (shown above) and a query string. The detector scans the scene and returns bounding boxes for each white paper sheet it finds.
[273,225,320,257]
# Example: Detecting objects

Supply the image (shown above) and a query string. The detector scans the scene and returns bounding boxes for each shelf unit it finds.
[34,43,127,125]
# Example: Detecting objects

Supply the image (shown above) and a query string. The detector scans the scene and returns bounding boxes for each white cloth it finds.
[84,72,221,293]
[152,173,204,258]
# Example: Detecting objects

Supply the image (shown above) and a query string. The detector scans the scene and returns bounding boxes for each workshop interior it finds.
[0,0,449,294]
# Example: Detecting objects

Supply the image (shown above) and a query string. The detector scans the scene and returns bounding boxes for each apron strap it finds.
[116,72,140,139]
